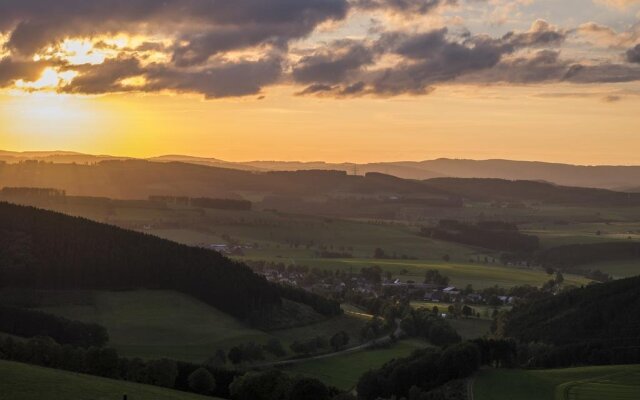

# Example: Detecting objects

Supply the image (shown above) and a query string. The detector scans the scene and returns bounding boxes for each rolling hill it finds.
[1,158,639,208]
[503,275,640,347]
[0,201,329,322]
[2,150,640,189]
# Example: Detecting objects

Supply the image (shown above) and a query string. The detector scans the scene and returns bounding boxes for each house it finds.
[443,286,461,296]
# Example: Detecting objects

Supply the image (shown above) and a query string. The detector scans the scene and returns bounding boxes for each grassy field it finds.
[0,360,217,400]
[474,365,640,400]
[522,222,640,249]
[448,318,493,340]
[283,339,429,390]
[36,290,366,363]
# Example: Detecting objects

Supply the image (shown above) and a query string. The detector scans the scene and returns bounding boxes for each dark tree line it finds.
[0,306,107,348]
[0,202,281,321]
[421,220,539,253]
[276,284,343,316]
[400,309,461,347]
[536,242,640,269]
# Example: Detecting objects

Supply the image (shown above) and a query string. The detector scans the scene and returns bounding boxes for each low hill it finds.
[422,178,640,206]
[2,159,639,208]
[503,275,640,347]
[4,150,640,189]
[0,360,217,400]
[0,201,281,320]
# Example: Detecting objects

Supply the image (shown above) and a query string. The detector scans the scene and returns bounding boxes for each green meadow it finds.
[35,290,367,363]
[283,339,429,390]
[0,360,218,400]
[474,365,640,400]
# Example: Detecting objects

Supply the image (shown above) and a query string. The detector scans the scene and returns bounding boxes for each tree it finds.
[424,270,450,286]
[145,358,178,388]
[330,331,350,351]
[207,349,227,367]
[288,377,330,400]
[374,247,386,259]
[188,367,216,394]
[228,346,243,364]
[229,370,292,400]
[265,338,286,357]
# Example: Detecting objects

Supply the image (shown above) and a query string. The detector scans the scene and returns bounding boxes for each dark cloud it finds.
[563,63,640,83]
[0,0,348,60]
[60,57,143,94]
[0,57,49,86]
[59,55,283,98]
[628,44,640,63]
[143,57,283,99]
[352,0,457,14]
[502,20,566,48]
[461,50,570,84]
[295,20,573,96]
[292,41,375,84]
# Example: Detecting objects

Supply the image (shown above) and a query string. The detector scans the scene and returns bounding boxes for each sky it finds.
[0,0,639,164]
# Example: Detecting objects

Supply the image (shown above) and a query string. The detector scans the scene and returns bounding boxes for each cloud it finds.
[292,40,376,85]
[352,0,458,15]
[0,57,49,86]
[0,0,348,59]
[59,57,143,94]
[295,19,568,96]
[575,22,640,49]
[594,0,640,9]
[628,44,640,63]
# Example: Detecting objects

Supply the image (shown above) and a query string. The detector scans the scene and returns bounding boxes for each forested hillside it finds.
[0,202,281,320]
[503,276,640,347]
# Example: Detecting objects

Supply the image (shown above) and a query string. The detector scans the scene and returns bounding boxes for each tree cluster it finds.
[421,219,539,253]
[356,342,481,400]
[0,306,108,348]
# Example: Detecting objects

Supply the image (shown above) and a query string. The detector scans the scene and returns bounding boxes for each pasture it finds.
[474,365,640,400]
[35,290,367,363]
[283,339,429,390]
[0,360,217,400]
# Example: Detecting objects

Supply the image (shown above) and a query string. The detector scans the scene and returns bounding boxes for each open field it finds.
[34,290,366,363]
[447,319,493,340]
[283,339,429,390]
[579,259,640,278]
[522,222,640,249]
[474,365,640,400]
[0,360,217,400]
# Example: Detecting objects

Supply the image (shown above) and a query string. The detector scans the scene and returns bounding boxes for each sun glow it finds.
[14,68,77,91]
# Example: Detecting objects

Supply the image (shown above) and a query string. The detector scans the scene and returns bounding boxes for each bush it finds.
[188,367,216,394]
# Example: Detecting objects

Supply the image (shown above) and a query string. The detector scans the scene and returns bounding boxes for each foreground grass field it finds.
[36,290,366,363]
[0,360,217,400]
[283,339,429,390]
[474,365,640,400]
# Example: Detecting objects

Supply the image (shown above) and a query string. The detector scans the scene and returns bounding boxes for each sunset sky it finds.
[1,0,639,164]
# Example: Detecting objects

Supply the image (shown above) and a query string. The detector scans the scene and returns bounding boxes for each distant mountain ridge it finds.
[1,150,639,190]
